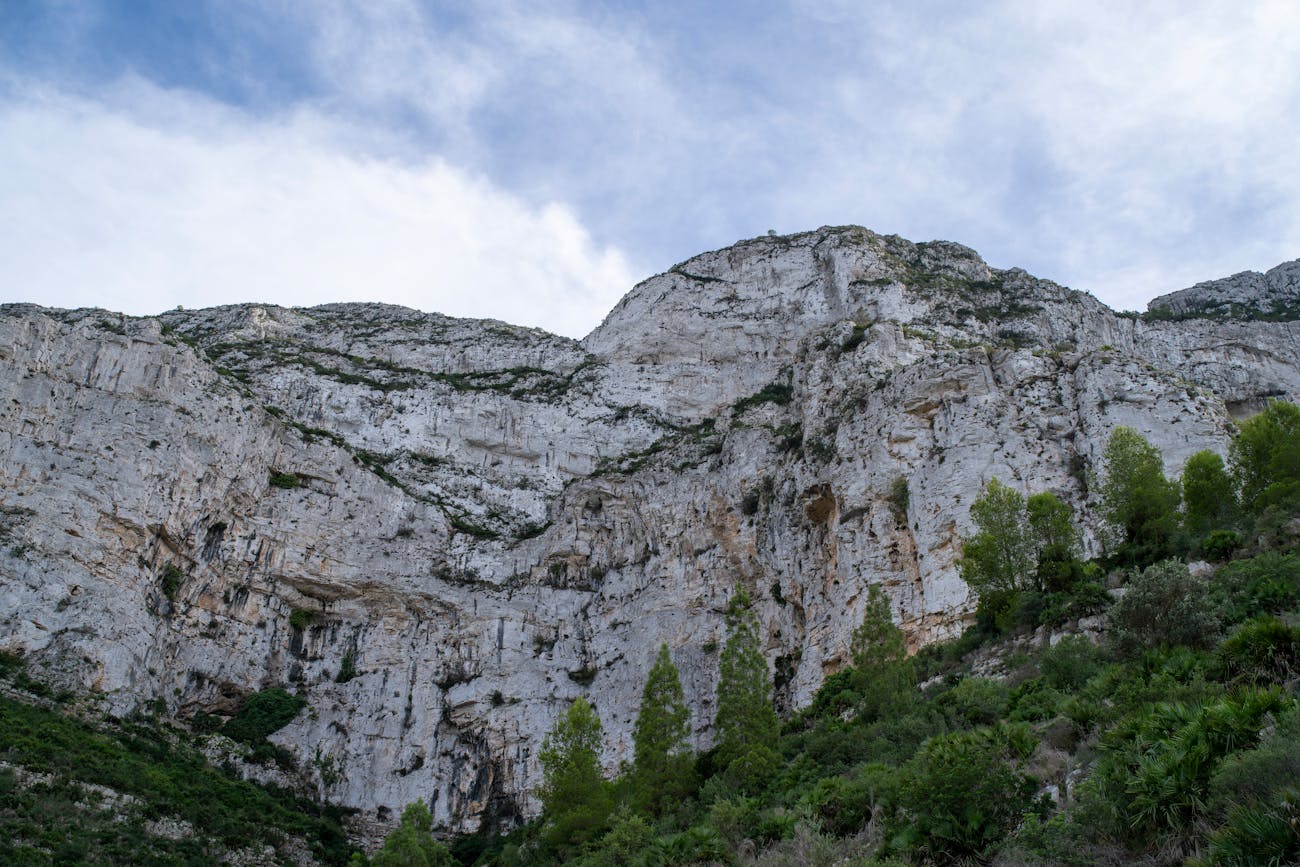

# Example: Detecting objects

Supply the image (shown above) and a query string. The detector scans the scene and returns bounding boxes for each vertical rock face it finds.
[1,226,1297,831]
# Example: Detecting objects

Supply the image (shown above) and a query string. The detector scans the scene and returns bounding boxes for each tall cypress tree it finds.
[537,697,612,855]
[631,643,695,815]
[850,584,915,721]
[714,586,779,773]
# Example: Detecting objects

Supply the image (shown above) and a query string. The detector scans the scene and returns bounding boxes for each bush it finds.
[1212,552,1300,624]
[1109,560,1220,656]
[366,799,453,866]
[1040,635,1105,691]
[1008,678,1064,722]
[1215,616,1300,685]
[1090,689,1286,841]
[223,688,307,745]
[1208,707,1300,816]
[268,472,301,489]
[1198,788,1300,867]
[888,723,1040,863]
[1200,530,1243,562]
[800,776,874,837]
[335,651,357,684]
[940,676,1009,727]
[159,563,184,601]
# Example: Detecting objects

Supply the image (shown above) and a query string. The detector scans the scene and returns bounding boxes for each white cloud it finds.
[776,0,1300,307]
[0,79,634,338]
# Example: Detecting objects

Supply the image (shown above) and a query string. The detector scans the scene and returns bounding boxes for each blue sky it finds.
[2,1,1298,337]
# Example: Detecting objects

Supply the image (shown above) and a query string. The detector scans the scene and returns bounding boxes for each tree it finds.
[849,584,915,720]
[631,644,695,815]
[1099,427,1182,565]
[1230,400,1300,514]
[1182,449,1238,537]
[362,800,453,867]
[959,478,1032,599]
[1026,491,1081,592]
[537,697,612,854]
[714,587,779,774]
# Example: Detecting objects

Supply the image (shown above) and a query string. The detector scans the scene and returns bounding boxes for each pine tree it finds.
[714,586,779,773]
[631,643,695,815]
[364,799,453,867]
[849,584,915,720]
[537,697,612,854]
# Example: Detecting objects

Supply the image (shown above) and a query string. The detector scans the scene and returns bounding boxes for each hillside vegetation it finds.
[439,400,1300,866]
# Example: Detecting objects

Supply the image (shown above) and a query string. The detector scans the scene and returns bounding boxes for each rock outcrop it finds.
[1,226,1297,833]
[1148,257,1300,320]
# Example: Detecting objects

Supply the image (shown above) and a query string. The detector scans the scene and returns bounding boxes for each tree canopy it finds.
[714,586,780,779]
[631,644,695,815]
[537,696,612,854]
[1231,400,1300,514]
[1099,426,1182,565]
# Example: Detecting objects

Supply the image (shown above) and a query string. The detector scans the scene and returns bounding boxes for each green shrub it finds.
[335,651,357,684]
[1200,530,1243,562]
[800,775,874,837]
[289,608,314,631]
[1208,707,1300,816]
[940,676,1009,727]
[366,799,453,866]
[1212,552,1300,624]
[159,563,184,601]
[268,472,300,489]
[1091,689,1286,840]
[223,688,307,745]
[1215,616,1300,685]
[888,723,1040,863]
[1109,560,1220,656]
[1007,678,1064,722]
[1198,788,1300,867]
[1040,635,1105,691]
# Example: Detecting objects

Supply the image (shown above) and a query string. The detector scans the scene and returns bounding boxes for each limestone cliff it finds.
[1,226,1297,833]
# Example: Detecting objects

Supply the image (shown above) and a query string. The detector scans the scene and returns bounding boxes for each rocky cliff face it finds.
[1,226,1297,833]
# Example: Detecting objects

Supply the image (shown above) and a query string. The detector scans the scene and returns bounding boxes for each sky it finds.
[1,1,1298,339]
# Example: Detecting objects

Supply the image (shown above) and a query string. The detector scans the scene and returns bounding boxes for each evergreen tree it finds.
[631,643,695,815]
[849,584,915,720]
[1182,449,1238,536]
[959,478,1033,626]
[361,799,453,867]
[714,586,779,772]
[537,697,612,854]
[1099,426,1182,565]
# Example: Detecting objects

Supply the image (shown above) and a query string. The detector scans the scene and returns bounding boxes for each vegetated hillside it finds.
[1,225,1299,844]
[449,402,1300,866]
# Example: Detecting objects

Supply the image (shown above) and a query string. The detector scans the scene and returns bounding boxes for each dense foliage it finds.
[0,665,351,864]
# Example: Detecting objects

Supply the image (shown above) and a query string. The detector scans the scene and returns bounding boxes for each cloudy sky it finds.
[2,1,1298,338]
